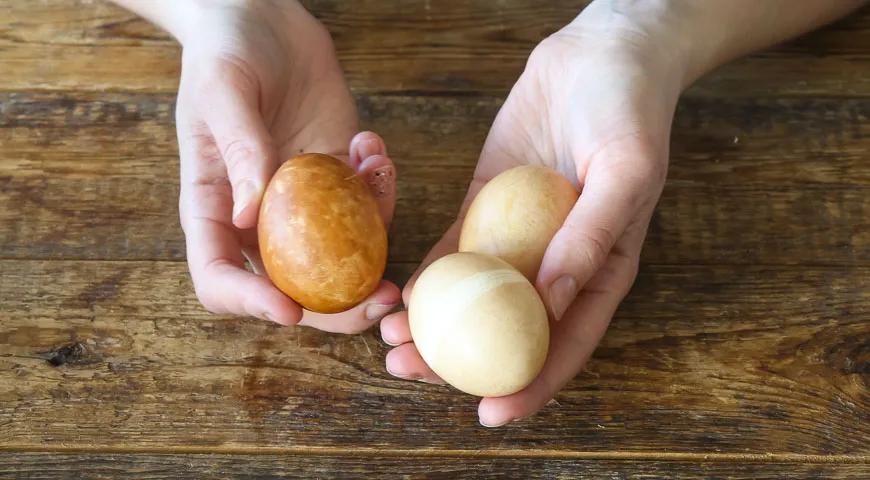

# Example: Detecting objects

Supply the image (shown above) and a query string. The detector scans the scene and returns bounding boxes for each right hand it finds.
[174,0,401,332]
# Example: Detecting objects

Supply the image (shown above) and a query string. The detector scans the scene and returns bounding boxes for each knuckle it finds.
[617,260,640,297]
[191,258,234,314]
[573,226,614,269]
[204,54,259,95]
[193,283,222,314]
[220,138,258,175]
[607,248,641,299]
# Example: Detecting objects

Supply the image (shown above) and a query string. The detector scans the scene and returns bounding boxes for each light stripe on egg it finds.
[439,268,528,322]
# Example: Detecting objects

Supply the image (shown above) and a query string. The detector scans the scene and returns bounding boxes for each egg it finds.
[408,252,549,397]
[258,153,387,314]
[459,165,578,282]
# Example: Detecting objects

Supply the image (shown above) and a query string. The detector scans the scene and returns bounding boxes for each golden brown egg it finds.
[459,165,578,282]
[408,252,549,397]
[258,153,387,314]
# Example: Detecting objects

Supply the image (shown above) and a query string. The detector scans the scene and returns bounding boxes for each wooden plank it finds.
[3,0,870,96]
[3,93,870,264]
[1,453,869,479]
[6,92,870,186]
[2,260,868,453]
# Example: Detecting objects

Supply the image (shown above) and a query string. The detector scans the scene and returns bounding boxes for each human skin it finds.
[110,0,869,425]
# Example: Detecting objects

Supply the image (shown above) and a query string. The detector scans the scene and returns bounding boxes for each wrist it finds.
[112,0,299,46]
[111,0,204,45]
[558,0,696,92]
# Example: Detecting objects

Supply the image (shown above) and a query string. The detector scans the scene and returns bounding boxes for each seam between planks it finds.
[1,258,869,269]
[1,446,870,464]
[6,86,870,100]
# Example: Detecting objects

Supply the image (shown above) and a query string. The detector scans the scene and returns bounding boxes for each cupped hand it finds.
[380,6,688,425]
[175,0,401,332]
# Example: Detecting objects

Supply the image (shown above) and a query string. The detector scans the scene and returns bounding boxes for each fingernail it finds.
[367,165,395,198]
[381,329,400,346]
[232,180,258,222]
[386,365,446,385]
[366,303,396,322]
[357,137,384,162]
[386,364,418,380]
[480,417,512,428]
[549,275,578,321]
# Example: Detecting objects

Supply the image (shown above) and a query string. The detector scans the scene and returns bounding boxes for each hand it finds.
[173,0,401,332]
[380,4,688,425]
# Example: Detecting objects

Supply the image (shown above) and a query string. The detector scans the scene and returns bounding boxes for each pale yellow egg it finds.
[459,165,578,282]
[408,252,549,397]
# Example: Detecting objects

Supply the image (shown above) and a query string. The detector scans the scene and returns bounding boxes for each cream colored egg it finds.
[408,252,549,397]
[459,165,579,282]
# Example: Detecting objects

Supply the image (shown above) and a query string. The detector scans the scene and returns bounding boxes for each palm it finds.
[206,3,359,163]
[265,29,359,164]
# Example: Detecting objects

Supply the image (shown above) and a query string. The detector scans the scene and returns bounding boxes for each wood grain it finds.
[4,0,870,473]
[1,453,869,479]
[2,260,868,453]
[3,93,869,264]
[3,0,870,96]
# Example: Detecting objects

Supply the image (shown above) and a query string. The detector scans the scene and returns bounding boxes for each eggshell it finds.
[258,153,387,314]
[408,252,549,397]
[459,165,579,282]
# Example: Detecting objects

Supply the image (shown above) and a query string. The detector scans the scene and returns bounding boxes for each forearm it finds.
[581,0,869,87]
[671,0,867,85]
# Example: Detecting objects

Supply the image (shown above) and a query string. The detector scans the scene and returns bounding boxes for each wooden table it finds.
[2,1,869,478]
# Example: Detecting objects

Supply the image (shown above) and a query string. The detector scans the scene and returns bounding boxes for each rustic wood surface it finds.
[1,0,869,478]
[3,453,870,480]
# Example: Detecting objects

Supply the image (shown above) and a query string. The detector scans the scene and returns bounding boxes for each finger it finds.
[358,154,397,228]
[349,132,397,228]
[537,154,654,321]
[385,342,446,385]
[478,234,644,427]
[380,310,412,346]
[297,280,401,334]
[177,113,302,326]
[349,131,387,168]
[182,200,303,326]
[202,61,280,230]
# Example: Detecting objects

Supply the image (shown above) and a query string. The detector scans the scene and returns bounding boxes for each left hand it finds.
[379,4,688,426]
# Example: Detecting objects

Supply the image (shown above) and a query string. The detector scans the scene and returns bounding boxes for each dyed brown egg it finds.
[258,153,387,314]
[459,165,579,282]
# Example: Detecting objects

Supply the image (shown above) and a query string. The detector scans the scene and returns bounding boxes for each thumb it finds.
[536,162,651,321]
[204,66,279,230]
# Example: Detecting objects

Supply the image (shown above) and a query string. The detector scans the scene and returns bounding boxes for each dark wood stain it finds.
[239,337,286,441]
[74,272,126,309]
[38,342,94,368]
